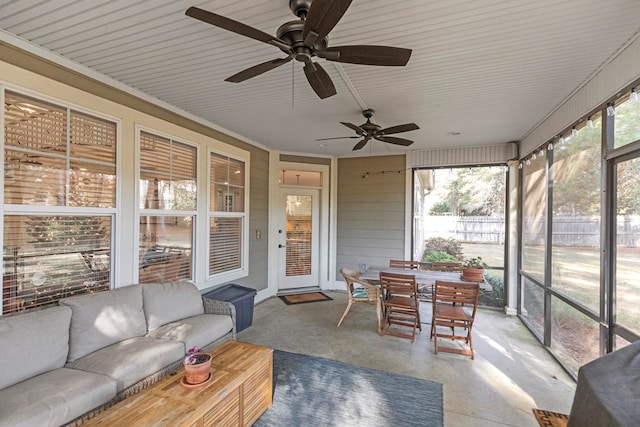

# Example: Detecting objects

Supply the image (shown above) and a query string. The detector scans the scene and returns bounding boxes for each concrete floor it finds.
[239,291,577,427]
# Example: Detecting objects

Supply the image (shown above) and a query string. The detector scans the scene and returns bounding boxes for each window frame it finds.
[1,86,120,314]
[207,148,249,283]
[135,125,198,283]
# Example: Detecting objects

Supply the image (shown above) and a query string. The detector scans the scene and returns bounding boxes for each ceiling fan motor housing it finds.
[276,20,328,58]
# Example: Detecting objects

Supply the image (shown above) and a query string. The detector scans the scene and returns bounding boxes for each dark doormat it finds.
[279,292,333,305]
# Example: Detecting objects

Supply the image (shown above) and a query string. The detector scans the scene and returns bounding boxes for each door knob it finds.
[278,244,286,248]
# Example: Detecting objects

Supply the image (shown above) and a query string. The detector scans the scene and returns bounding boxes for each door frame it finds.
[266,156,331,300]
[277,187,320,291]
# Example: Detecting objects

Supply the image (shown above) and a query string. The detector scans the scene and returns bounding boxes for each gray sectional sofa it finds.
[0,281,236,427]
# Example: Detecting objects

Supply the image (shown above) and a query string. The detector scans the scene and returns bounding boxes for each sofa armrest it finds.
[202,297,237,338]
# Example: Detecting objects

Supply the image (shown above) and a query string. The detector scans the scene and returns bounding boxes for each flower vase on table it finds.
[182,346,212,387]
[461,256,488,282]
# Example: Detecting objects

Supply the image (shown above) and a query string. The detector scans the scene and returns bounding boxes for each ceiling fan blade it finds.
[225,56,293,83]
[321,45,412,66]
[303,61,337,99]
[374,135,414,146]
[340,122,366,135]
[352,136,371,151]
[185,7,290,51]
[303,0,353,45]
[315,136,360,141]
[380,123,420,135]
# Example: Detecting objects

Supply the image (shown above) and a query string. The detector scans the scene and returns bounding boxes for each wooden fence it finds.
[423,215,640,247]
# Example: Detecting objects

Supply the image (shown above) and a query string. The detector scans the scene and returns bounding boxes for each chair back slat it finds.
[433,281,480,314]
[389,259,419,270]
[380,271,417,297]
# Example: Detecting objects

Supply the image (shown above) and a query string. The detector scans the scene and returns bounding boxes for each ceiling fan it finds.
[185,0,412,99]
[317,109,419,150]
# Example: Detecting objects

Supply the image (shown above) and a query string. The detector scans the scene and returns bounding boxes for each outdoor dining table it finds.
[360,266,490,291]
[359,266,488,334]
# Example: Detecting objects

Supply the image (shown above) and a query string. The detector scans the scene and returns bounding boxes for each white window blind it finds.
[3,90,116,314]
[138,130,196,283]
[209,152,246,276]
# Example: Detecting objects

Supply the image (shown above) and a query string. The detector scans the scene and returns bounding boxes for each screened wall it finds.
[518,85,640,377]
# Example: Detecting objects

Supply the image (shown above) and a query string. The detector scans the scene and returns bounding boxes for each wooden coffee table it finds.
[84,341,273,426]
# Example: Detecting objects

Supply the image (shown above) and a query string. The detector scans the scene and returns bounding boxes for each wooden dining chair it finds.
[379,271,421,342]
[338,268,382,334]
[430,261,462,272]
[430,280,480,359]
[389,259,420,270]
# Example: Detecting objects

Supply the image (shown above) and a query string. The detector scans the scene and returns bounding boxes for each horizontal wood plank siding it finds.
[337,155,406,275]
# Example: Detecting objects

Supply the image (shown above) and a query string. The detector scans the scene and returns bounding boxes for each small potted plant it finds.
[461,256,488,282]
[183,346,212,385]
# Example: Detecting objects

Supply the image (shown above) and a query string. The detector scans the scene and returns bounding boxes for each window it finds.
[138,130,195,283]
[3,91,116,314]
[209,152,246,277]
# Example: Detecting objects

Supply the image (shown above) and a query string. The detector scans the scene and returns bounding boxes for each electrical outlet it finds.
[256,230,261,240]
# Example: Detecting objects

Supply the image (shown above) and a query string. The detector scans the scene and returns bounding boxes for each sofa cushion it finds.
[0,305,72,390]
[66,336,184,392]
[0,367,116,427]
[60,285,147,362]
[141,281,204,332]
[147,313,234,352]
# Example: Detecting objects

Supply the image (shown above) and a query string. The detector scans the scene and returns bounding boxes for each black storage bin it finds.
[204,284,257,332]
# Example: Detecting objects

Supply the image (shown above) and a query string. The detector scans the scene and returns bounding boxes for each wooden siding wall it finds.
[233,148,269,292]
[336,155,406,276]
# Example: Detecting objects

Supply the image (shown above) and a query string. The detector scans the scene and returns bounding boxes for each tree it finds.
[428,167,506,216]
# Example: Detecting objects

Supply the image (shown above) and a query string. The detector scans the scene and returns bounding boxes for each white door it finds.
[278,188,320,290]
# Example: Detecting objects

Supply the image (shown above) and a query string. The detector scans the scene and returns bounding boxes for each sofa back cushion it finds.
[60,285,147,362]
[142,281,204,332]
[0,305,72,390]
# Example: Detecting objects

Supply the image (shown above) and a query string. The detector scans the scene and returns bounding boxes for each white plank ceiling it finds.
[1,0,639,157]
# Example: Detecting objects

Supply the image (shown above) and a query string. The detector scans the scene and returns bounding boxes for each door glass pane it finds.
[550,118,601,311]
[286,195,312,276]
[280,170,322,186]
[615,157,640,334]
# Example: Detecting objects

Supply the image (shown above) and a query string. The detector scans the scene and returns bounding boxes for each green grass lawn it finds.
[462,241,640,374]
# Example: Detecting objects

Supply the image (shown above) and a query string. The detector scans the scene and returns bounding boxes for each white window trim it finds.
[1,86,121,311]
[206,148,250,285]
[134,125,199,282]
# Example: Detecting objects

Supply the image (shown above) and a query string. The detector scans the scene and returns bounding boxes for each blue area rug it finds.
[253,350,444,427]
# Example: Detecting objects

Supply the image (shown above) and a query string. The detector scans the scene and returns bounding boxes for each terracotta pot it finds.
[183,353,212,385]
[461,267,484,282]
